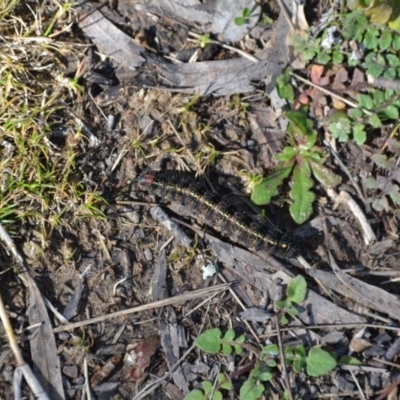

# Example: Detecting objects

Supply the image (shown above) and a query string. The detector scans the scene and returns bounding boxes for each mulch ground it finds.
[1,0,400,399]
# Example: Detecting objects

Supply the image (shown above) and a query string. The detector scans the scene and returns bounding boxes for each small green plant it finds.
[284,346,336,377]
[275,275,307,324]
[198,33,211,49]
[194,328,245,355]
[185,276,342,400]
[291,8,400,146]
[364,138,400,211]
[251,111,341,224]
[184,373,232,400]
[346,0,400,30]
[234,7,253,26]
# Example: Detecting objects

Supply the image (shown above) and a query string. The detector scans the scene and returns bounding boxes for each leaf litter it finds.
[1,0,400,399]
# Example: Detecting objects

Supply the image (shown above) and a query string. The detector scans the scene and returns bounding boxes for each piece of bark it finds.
[27,274,65,400]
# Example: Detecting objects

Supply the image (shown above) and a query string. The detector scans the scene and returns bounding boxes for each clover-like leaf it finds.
[353,123,367,145]
[289,159,315,224]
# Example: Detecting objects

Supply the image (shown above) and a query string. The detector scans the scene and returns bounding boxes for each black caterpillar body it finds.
[138,171,297,257]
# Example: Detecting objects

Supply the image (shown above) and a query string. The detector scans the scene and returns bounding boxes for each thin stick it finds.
[275,316,293,400]
[53,283,230,333]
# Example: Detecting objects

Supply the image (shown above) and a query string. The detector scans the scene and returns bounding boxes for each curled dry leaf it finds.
[90,354,123,387]
[129,335,161,380]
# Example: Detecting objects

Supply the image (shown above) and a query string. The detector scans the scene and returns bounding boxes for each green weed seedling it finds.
[185,276,342,400]
[184,373,232,400]
[234,7,253,26]
[251,111,341,224]
[275,275,307,325]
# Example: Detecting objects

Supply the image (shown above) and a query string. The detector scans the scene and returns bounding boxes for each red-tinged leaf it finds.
[289,160,315,224]
[130,335,160,380]
[310,65,329,86]
[309,161,341,188]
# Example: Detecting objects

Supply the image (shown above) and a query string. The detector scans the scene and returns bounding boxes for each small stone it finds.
[63,365,78,379]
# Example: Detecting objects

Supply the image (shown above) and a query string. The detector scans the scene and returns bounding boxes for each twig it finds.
[323,140,366,202]
[325,189,376,245]
[275,316,294,400]
[0,291,51,400]
[53,283,230,333]
[187,32,259,63]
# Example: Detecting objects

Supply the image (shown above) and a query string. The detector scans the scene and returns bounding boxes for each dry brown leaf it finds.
[350,337,372,353]
[90,354,123,387]
[129,336,160,381]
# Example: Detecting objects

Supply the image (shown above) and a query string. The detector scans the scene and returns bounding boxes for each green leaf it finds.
[277,71,295,102]
[380,31,392,50]
[242,7,251,17]
[286,110,316,148]
[289,160,315,224]
[276,146,297,161]
[224,329,235,341]
[332,50,344,64]
[292,345,307,373]
[202,381,213,395]
[306,348,337,377]
[286,275,307,303]
[309,161,342,188]
[239,379,265,400]
[363,27,380,49]
[392,34,400,50]
[280,314,289,325]
[339,355,362,365]
[235,17,245,26]
[302,49,317,60]
[368,113,381,128]
[184,389,204,400]
[352,123,367,145]
[383,105,399,119]
[261,344,280,357]
[358,94,374,109]
[212,391,223,400]
[329,118,351,142]
[386,54,400,68]
[317,51,331,65]
[220,377,233,390]
[348,108,362,119]
[222,343,232,356]
[365,177,379,189]
[195,328,222,353]
[236,334,246,343]
[275,300,287,310]
[234,345,244,355]
[285,304,298,317]
[251,162,294,205]
[362,60,385,77]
